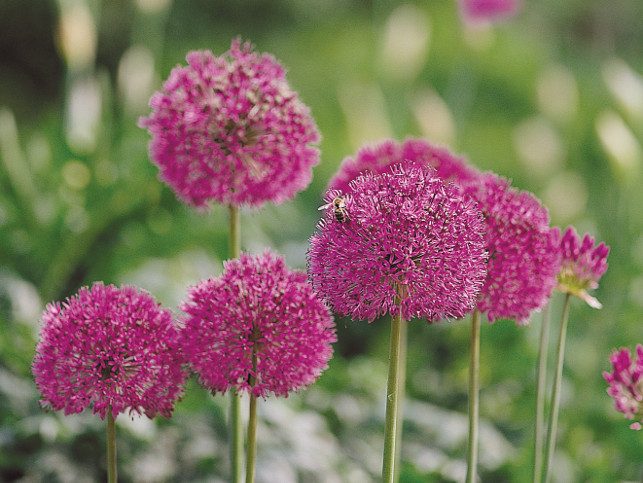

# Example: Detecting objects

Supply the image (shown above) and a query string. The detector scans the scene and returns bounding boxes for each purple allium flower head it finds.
[462,173,560,324]
[328,138,479,194]
[603,345,643,430]
[309,162,488,322]
[555,226,610,309]
[139,39,320,208]
[32,283,187,420]
[459,0,521,22]
[181,251,336,398]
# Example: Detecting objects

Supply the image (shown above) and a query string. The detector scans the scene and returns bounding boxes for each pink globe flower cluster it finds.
[181,251,336,398]
[604,345,643,430]
[462,173,560,324]
[32,256,335,420]
[328,138,479,194]
[459,0,521,22]
[555,226,610,309]
[321,137,559,325]
[140,39,320,208]
[32,283,187,420]
[309,162,488,322]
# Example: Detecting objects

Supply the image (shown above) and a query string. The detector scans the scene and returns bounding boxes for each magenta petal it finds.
[557,226,610,300]
[463,173,560,324]
[32,283,187,420]
[327,138,479,195]
[459,0,521,22]
[604,345,643,429]
[309,160,488,323]
[181,251,336,398]
[140,39,320,208]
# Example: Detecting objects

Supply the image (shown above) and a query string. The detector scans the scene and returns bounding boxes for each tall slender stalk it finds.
[107,410,117,483]
[245,394,258,483]
[466,309,481,483]
[229,205,240,257]
[382,308,405,482]
[393,319,408,482]
[542,294,571,483]
[245,339,259,483]
[228,204,243,483]
[533,303,551,483]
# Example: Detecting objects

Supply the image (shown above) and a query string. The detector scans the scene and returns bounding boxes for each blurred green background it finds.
[0,0,641,481]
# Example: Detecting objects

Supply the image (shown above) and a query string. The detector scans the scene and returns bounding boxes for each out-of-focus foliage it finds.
[0,0,641,481]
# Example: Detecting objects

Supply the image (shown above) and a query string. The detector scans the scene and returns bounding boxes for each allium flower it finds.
[463,173,560,324]
[328,138,479,194]
[603,345,643,430]
[555,226,610,309]
[139,39,320,208]
[181,251,336,398]
[459,0,521,22]
[309,162,488,322]
[32,283,186,420]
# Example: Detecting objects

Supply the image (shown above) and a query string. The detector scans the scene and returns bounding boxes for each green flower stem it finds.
[393,319,408,482]
[245,341,259,483]
[229,204,240,259]
[107,410,117,483]
[230,384,243,482]
[542,293,571,483]
[533,303,551,483]
[229,204,243,483]
[382,307,405,483]
[245,394,258,483]
[466,309,481,483]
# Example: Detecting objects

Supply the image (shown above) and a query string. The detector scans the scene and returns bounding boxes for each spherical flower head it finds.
[139,38,320,208]
[32,283,187,420]
[463,173,560,324]
[181,251,336,398]
[555,226,609,309]
[327,138,479,195]
[309,162,488,322]
[603,344,643,430]
[459,0,521,23]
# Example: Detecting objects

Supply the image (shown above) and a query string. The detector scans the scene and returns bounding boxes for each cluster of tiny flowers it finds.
[32,283,186,420]
[555,226,610,309]
[181,251,336,398]
[309,162,488,322]
[462,173,560,324]
[459,0,520,22]
[327,138,479,194]
[603,345,643,430]
[140,39,320,208]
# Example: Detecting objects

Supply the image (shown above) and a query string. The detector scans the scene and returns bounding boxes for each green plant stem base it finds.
[533,304,551,483]
[466,309,481,483]
[107,410,117,483]
[542,294,572,483]
[382,309,404,483]
[228,204,243,483]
